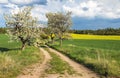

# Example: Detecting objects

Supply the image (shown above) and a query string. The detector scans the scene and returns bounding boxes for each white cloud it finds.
[0,5,6,14]
[31,5,48,22]
[0,8,3,14]
[1,0,120,23]
[68,0,75,3]
[9,0,34,5]
[30,0,120,21]
[31,0,64,22]
[63,0,120,19]
[0,0,8,4]
[63,0,101,18]
[3,3,19,15]
[4,3,18,9]
[98,0,120,19]
[9,0,47,5]
[46,0,63,12]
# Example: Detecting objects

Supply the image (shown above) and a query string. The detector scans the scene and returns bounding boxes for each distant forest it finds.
[70,28,120,35]
[0,27,120,35]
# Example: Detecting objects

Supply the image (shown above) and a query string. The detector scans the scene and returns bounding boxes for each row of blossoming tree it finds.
[4,6,72,50]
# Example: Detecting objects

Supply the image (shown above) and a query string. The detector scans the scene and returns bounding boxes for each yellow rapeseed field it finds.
[71,33,120,40]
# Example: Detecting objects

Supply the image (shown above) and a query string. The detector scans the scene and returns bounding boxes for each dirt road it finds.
[46,47,100,78]
[17,48,51,78]
[17,47,100,78]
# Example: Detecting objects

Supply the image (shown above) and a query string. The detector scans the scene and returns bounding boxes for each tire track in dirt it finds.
[17,48,51,78]
[16,47,100,78]
[47,47,100,78]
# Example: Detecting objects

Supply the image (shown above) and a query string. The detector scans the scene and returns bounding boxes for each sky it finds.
[0,0,120,30]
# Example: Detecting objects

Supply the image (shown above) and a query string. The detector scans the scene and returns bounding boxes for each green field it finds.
[49,39,120,77]
[0,34,43,78]
[1,33,120,77]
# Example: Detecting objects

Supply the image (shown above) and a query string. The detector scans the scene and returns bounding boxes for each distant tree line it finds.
[71,28,120,35]
[0,27,6,34]
[1,27,120,35]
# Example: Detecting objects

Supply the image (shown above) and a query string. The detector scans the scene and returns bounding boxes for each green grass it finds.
[49,39,120,77]
[45,48,75,75]
[0,34,43,78]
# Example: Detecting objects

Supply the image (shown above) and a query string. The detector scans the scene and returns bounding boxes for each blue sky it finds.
[0,0,120,30]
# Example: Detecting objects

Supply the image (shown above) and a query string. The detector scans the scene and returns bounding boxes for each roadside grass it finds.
[0,34,43,78]
[48,39,120,77]
[44,48,75,75]
[71,33,120,40]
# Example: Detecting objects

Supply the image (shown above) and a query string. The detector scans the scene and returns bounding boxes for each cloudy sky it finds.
[0,0,120,30]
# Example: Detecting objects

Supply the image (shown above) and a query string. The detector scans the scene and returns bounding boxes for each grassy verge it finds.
[0,34,43,78]
[48,39,120,77]
[45,48,75,75]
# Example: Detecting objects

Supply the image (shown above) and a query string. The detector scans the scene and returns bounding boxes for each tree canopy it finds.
[46,12,72,46]
[4,7,42,50]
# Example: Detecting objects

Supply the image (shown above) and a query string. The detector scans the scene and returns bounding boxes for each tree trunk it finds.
[21,41,26,50]
[60,37,62,46]
[19,36,28,51]
[51,38,54,44]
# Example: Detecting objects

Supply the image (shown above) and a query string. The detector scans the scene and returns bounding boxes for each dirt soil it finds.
[16,47,100,78]
[43,47,100,78]
[17,48,51,78]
